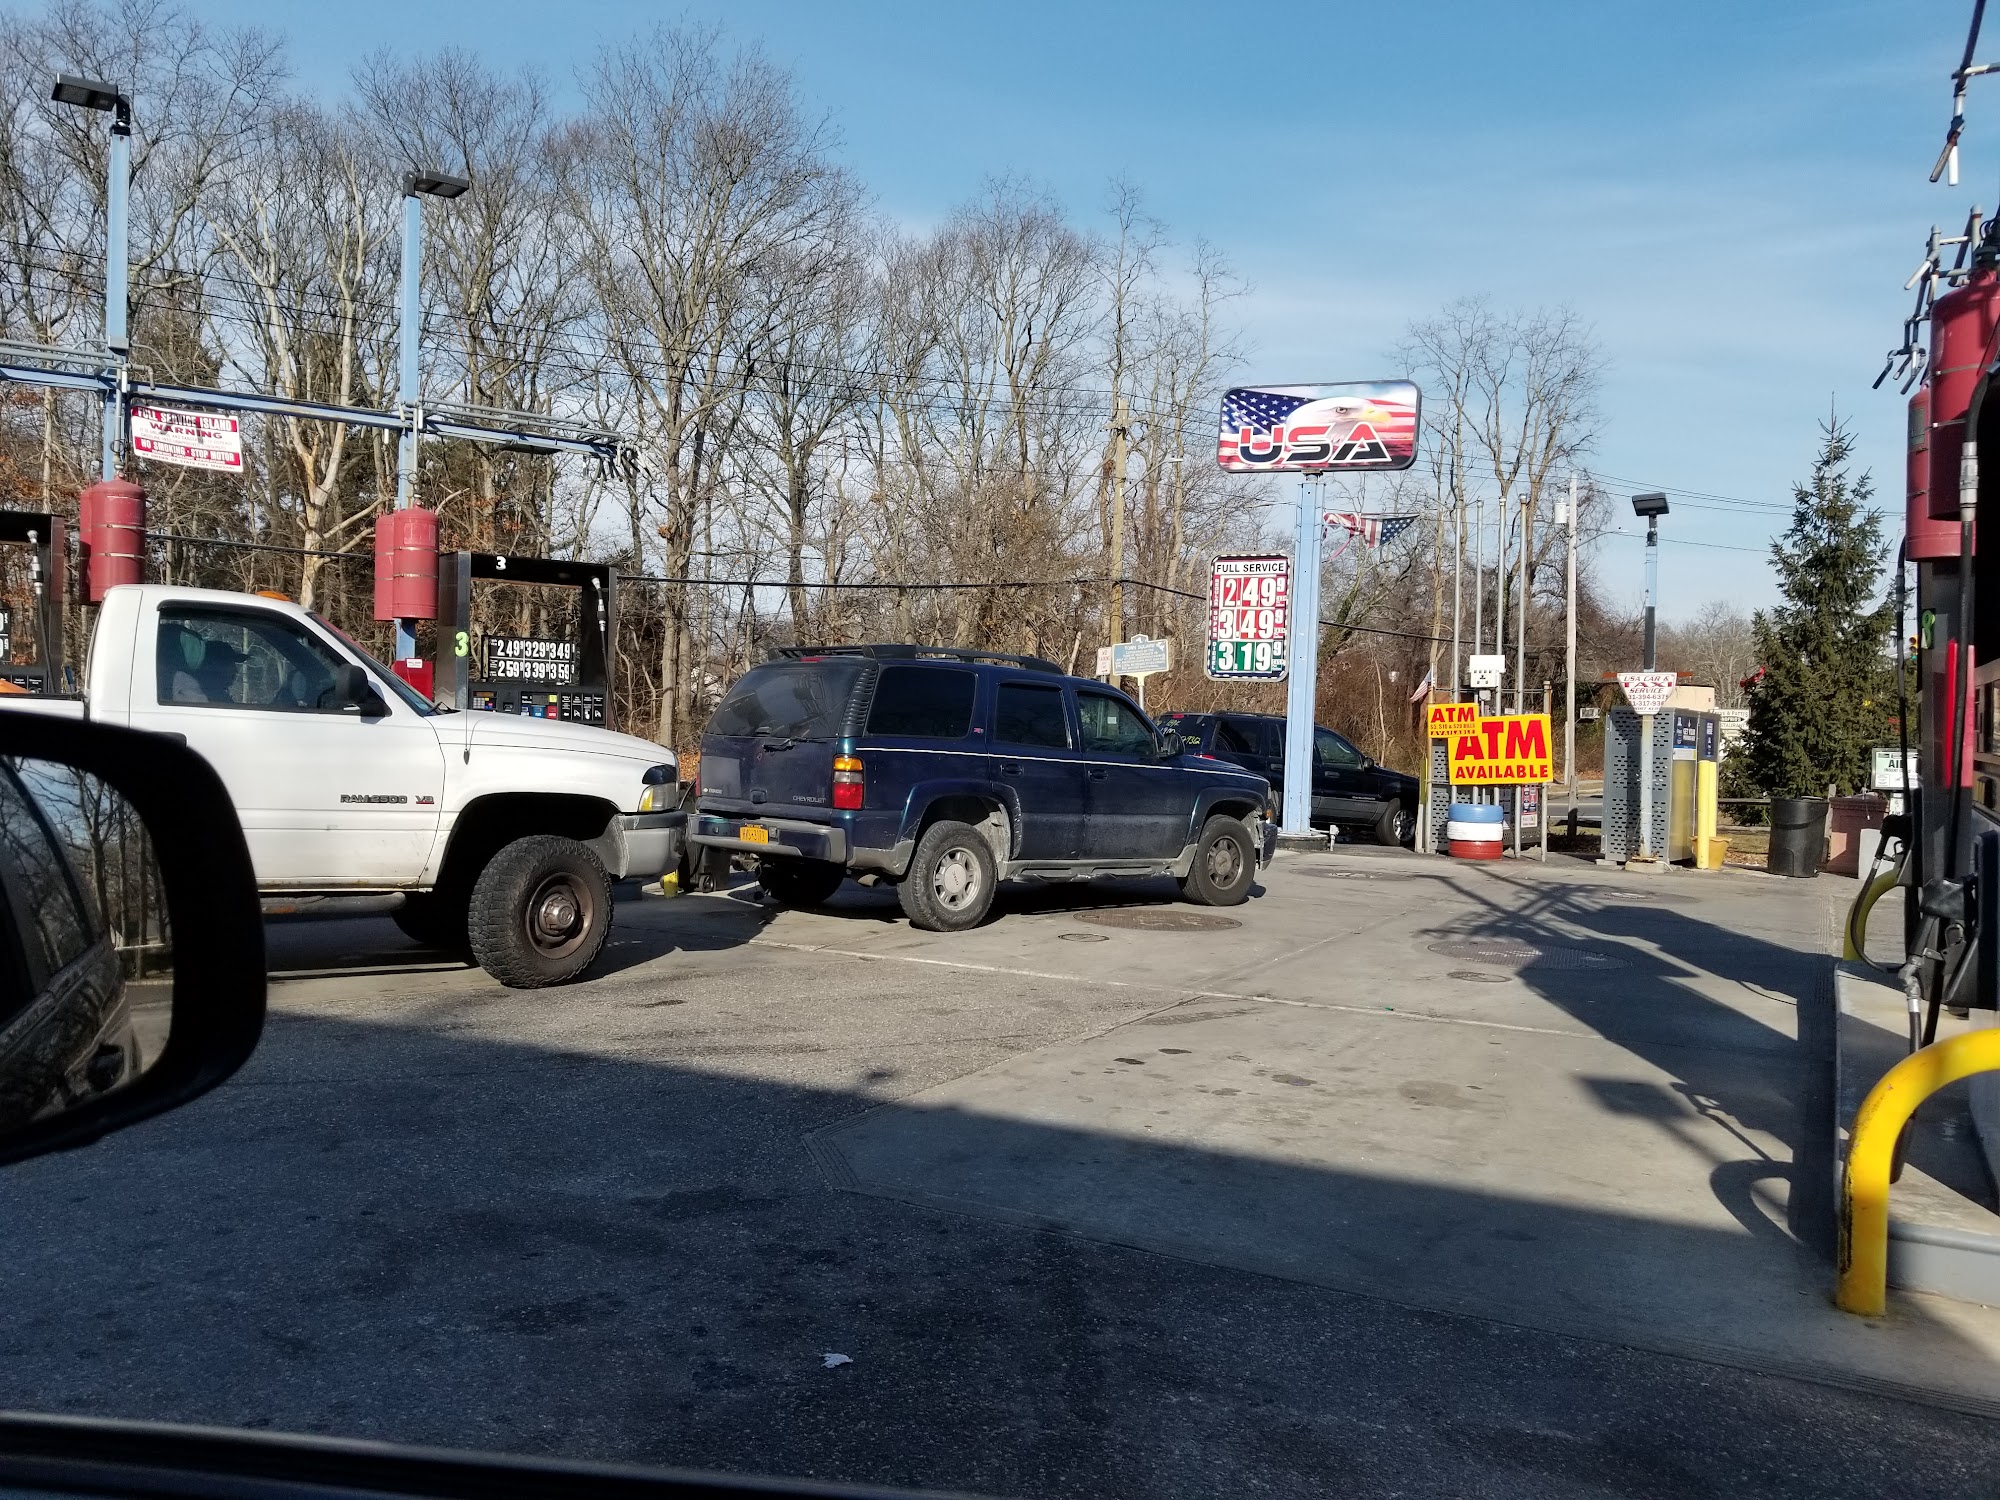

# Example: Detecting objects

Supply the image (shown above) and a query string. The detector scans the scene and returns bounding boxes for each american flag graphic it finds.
[1216,382,1420,473]
[1323,511,1420,547]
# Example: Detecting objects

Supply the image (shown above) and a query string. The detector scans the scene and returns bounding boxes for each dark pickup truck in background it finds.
[1157,709,1418,847]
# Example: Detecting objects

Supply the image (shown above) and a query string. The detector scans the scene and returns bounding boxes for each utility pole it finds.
[50,75,131,480]
[1563,473,1578,820]
[1515,491,1530,714]
[1472,489,1485,691]
[1494,491,1507,684]
[1450,498,1463,697]
[395,170,470,660]
[1107,392,1130,646]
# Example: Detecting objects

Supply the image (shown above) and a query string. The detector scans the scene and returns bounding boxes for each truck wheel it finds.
[1179,816,1255,907]
[757,858,847,908]
[393,889,469,954]
[897,820,997,932]
[1374,800,1415,847]
[466,835,612,989]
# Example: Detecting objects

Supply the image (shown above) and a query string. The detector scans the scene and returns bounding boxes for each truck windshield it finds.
[311,615,437,717]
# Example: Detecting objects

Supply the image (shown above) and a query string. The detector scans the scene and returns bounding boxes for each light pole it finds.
[51,74,130,481]
[395,169,470,659]
[1562,473,1578,823]
[1633,491,1669,670]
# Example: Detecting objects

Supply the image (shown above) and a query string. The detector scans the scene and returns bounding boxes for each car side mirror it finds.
[1158,728,1184,758]
[0,714,265,1165]
[333,664,388,718]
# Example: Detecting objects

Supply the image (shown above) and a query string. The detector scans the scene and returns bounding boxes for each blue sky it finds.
[197,0,1969,621]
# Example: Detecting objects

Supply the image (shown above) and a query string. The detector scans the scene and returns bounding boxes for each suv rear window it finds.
[708,660,867,740]
[866,666,976,739]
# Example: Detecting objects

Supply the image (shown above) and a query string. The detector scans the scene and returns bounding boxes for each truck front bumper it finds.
[616,810,687,880]
[689,813,849,864]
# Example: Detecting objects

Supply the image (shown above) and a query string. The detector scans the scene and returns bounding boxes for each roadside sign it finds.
[1206,554,1290,680]
[1109,636,1172,678]
[1467,653,1505,689]
[1426,701,1477,737]
[1448,713,1553,784]
[1216,382,1420,473]
[1871,746,1916,792]
[1094,646,1114,676]
[1617,671,1678,716]
[130,403,243,473]
[1520,786,1541,830]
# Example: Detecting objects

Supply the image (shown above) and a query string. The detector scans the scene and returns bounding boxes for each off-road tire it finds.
[1374,799,1415,847]
[897,819,998,932]
[758,858,847,908]
[1179,816,1256,906]
[466,835,613,989]
[393,888,469,954]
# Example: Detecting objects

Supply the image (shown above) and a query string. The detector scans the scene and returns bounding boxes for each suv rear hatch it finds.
[697,658,871,819]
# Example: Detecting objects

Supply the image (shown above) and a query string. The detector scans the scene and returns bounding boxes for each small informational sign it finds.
[1448,713,1554,785]
[1094,646,1115,677]
[0,605,10,657]
[1579,705,1600,721]
[130,404,244,472]
[1671,711,1699,756]
[1467,654,1505,689]
[1427,701,1478,737]
[484,635,579,684]
[1871,746,1916,792]
[1109,636,1172,678]
[1520,786,1541,830]
[1216,381,1420,473]
[1617,670,1678,716]
[1206,554,1290,680]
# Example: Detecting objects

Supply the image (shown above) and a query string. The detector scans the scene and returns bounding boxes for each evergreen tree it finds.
[1737,421,1896,799]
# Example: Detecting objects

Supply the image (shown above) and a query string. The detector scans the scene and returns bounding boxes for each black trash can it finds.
[1767,796,1829,878]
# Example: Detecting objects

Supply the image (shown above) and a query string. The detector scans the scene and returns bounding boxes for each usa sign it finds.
[1206,554,1290,680]
[1216,381,1420,473]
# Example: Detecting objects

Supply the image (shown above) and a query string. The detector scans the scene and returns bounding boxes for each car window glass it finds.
[1315,727,1364,767]
[1258,720,1287,759]
[708,660,867,740]
[867,666,977,739]
[995,683,1070,748]
[1215,720,1255,754]
[1077,692,1157,757]
[156,607,348,712]
[0,763,93,997]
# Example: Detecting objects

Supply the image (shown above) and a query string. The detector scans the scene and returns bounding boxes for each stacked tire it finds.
[1446,802,1505,861]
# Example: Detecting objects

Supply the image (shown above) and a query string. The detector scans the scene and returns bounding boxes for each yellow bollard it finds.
[1837,1029,2000,1315]
[1841,868,1902,961]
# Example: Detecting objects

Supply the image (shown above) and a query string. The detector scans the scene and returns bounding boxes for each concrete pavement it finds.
[3,849,1999,1496]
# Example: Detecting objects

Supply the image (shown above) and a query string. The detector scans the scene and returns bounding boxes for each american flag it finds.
[1323,511,1419,546]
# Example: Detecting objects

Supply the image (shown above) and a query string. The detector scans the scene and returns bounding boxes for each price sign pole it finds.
[1281,479,1323,840]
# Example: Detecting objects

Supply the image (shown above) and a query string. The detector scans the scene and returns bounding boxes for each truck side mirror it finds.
[1158,728,1184,758]
[333,664,388,718]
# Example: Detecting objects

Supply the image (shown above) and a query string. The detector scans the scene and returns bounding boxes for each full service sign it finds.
[1206,554,1290,680]
[130,404,243,473]
[1216,381,1420,474]
[1447,713,1553,785]
[484,635,579,684]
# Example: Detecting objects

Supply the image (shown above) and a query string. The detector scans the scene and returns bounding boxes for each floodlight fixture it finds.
[50,73,127,120]
[404,170,471,200]
[1631,491,1670,519]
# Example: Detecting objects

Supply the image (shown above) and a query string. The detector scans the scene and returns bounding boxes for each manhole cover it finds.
[1427,939,1626,970]
[1075,909,1243,932]
[1449,970,1510,983]
[1058,931,1111,943]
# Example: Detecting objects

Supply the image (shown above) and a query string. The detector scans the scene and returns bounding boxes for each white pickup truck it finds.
[0,584,684,988]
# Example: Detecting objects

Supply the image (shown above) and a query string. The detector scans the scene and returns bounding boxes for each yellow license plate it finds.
[738,825,769,845]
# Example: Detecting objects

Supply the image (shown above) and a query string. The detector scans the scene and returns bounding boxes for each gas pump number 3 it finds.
[1207,554,1291,681]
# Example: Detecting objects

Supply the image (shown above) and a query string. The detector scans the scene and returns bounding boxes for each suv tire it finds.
[1374,800,1414,847]
[758,858,846,908]
[466,835,612,989]
[897,819,997,931]
[393,888,469,954]
[1179,815,1256,906]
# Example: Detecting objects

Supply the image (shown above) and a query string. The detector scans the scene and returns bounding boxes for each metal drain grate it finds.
[1427,938,1626,970]
[1075,909,1244,932]
[1058,931,1111,943]
[1448,970,1510,983]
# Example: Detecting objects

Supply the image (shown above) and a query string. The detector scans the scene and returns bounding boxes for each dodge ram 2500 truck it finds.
[0,584,684,988]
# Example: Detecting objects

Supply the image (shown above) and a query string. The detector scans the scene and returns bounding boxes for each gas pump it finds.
[0,510,67,694]
[431,551,618,730]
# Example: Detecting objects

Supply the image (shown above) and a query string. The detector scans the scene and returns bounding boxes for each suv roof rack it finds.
[772,643,1066,675]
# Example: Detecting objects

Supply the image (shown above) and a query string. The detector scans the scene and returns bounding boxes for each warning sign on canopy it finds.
[1448,713,1553,784]
[129,404,244,472]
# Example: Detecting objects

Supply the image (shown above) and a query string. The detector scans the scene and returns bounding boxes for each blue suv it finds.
[688,646,1275,930]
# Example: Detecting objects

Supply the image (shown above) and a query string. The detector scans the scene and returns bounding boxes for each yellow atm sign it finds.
[1426,701,1478,737]
[1448,714,1553,784]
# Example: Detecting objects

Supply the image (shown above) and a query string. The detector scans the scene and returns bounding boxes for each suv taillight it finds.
[832,754,864,810]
